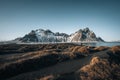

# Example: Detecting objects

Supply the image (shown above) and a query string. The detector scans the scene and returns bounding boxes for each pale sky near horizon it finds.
[0,0,120,41]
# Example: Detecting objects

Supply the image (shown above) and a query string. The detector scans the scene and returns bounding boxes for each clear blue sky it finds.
[0,0,120,41]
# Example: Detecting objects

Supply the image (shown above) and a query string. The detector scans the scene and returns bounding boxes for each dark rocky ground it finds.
[0,43,120,80]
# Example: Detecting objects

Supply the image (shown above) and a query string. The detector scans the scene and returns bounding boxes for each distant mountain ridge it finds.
[16,27,104,42]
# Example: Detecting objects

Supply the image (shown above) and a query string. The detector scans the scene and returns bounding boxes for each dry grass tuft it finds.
[90,57,100,65]
[70,46,90,54]
[94,46,109,51]
[110,46,120,54]
[38,75,55,80]
[77,46,89,54]
[77,56,120,80]
[70,46,81,52]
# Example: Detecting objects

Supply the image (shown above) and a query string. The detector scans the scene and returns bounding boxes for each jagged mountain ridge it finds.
[68,28,103,42]
[18,27,104,42]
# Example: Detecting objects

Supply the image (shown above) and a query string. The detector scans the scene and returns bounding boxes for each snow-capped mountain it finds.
[17,27,104,42]
[18,29,69,42]
[68,28,104,42]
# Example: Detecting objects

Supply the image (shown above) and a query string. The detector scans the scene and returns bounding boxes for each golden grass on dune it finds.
[110,46,120,54]
[77,56,120,80]
[94,46,110,51]
[77,46,90,54]
[71,46,82,52]
[90,57,100,65]
[0,43,75,54]
[37,72,75,80]
[70,46,90,54]
[38,75,55,80]
[62,52,75,59]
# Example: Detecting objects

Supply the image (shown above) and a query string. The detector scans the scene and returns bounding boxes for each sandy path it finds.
[8,56,92,80]
[8,50,108,80]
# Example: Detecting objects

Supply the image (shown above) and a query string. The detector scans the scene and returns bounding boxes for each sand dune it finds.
[0,44,120,80]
